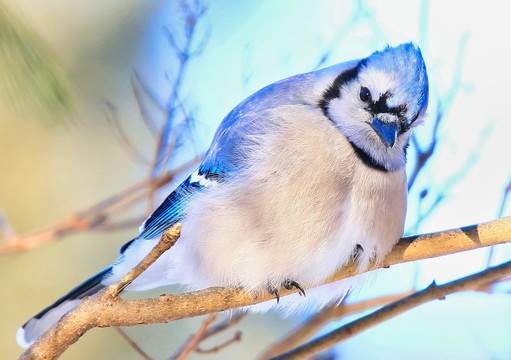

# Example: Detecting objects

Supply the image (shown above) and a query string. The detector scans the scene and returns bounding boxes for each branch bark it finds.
[18,216,511,360]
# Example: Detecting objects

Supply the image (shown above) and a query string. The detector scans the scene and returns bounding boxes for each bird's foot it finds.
[267,285,280,303]
[283,279,306,297]
[267,279,306,303]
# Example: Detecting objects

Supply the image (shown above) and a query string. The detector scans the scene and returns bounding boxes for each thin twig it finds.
[201,312,247,340]
[105,101,151,165]
[131,71,161,137]
[195,331,242,354]
[115,224,182,294]
[258,289,415,360]
[412,123,492,230]
[270,259,511,360]
[407,33,471,191]
[114,327,154,360]
[19,224,182,360]
[0,156,201,255]
[169,312,246,359]
[170,313,218,360]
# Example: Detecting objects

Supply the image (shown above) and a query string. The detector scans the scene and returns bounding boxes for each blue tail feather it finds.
[17,266,113,348]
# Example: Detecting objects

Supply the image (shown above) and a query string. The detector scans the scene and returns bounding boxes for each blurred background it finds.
[1,0,511,359]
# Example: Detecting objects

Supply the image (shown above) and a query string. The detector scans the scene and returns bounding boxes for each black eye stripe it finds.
[318,60,410,126]
[318,59,367,116]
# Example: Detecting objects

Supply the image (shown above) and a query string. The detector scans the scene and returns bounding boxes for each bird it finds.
[17,42,429,348]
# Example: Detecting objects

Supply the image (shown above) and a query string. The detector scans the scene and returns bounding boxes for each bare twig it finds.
[269,259,511,360]
[153,0,206,179]
[195,331,242,354]
[168,312,247,359]
[498,179,511,218]
[411,123,492,231]
[169,314,218,360]
[105,101,151,165]
[0,156,201,255]
[258,289,415,360]
[201,312,247,340]
[407,33,471,191]
[114,327,154,360]
[131,71,161,137]
[17,217,511,360]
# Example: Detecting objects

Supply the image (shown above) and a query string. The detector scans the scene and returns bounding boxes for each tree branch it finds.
[0,157,200,255]
[18,217,511,360]
[18,224,182,360]
[169,313,218,360]
[269,259,511,360]
[257,289,415,360]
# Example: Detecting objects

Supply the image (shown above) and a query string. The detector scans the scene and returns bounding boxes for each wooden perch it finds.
[18,216,511,360]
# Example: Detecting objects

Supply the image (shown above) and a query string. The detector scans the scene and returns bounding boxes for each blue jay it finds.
[17,42,428,348]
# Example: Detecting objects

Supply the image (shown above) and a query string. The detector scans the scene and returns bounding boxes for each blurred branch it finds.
[169,313,218,360]
[131,71,161,137]
[270,259,511,360]
[257,289,415,360]
[498,179,511,218]
[486,177,511,266]
[105,101,152,165]
[0,206,16,239]
[314,0,386,70]
[407,104,441,191]
[18,217,511,360]
[153,0,208,180]
[194,331,242,354]
[113,327,154,360]
[0,156,200,255]
[168,312,246,359]
[411,124,492,230]
[408,33,470,191]
[0,1,209,255]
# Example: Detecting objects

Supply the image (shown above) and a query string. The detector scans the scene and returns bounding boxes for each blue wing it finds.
[141,166,229,239]
[120,62,350,253]
[119,165,228,254]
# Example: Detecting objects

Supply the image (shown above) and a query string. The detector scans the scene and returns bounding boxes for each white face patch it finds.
[357,67,398,101]
[324,68,413,172]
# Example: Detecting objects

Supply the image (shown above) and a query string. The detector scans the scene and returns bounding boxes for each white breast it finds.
[175,105,406,312]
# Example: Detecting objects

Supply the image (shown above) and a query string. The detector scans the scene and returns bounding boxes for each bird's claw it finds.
[267,286,280,303]
[283,279,306,297]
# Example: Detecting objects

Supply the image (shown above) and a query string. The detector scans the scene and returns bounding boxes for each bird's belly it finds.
[178,167,406,295]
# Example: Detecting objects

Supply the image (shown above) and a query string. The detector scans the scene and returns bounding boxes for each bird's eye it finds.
[359,87,371,103]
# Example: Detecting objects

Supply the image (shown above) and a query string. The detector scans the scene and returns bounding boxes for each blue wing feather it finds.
[131,164,229,245]
[138,176,202,240]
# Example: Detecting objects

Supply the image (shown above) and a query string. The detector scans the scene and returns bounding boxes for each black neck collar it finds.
[348,141,388,172]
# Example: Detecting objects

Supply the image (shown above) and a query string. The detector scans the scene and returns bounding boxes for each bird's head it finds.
[319,43,429,171]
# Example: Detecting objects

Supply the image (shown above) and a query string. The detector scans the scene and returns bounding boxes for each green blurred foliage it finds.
[0,2,75,123]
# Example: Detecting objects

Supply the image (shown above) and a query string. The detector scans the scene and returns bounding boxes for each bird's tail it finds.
[16,266,113,348]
